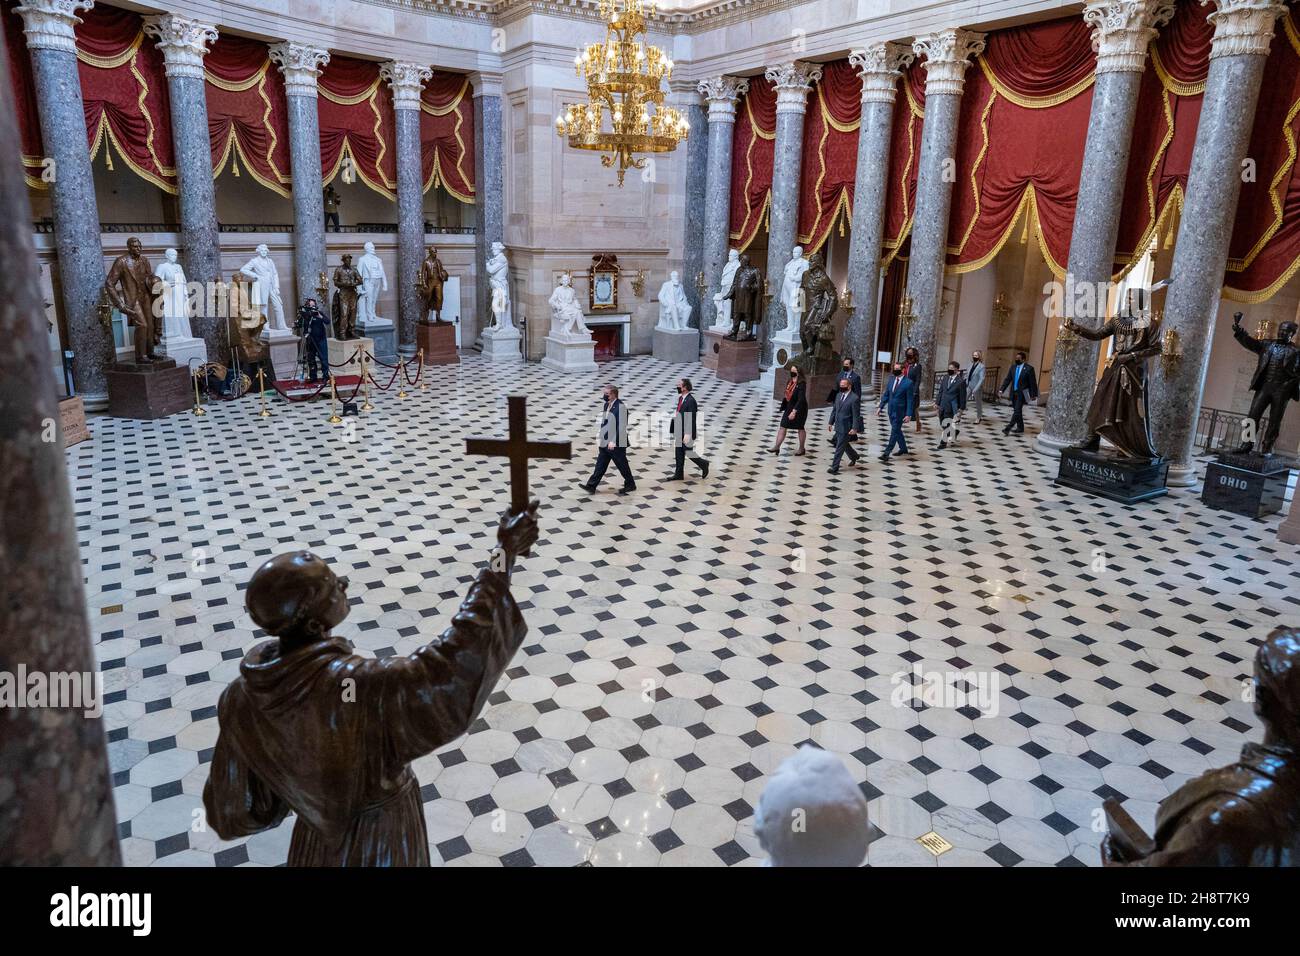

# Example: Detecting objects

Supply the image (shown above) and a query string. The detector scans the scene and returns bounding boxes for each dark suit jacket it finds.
[670,392,699,441]
[599,398,629,449]
[1234,326,1300,400]
[903,363,922,417]
[829,390,863,436]
[879,375,914,423]
[1000,364,1039,402]
[937,373,967,411]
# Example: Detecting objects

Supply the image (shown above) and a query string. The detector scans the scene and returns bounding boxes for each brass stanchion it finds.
[257,368,272,417]
[360,351,375,411]
[192,369,207,416]
[397,354,408,400]
[328,375,343,425]
[417,348,428,391]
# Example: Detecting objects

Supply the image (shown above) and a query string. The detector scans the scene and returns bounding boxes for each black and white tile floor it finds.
[69,354,1297,866]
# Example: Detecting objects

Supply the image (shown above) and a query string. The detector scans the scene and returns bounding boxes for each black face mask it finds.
[1015,359,1024,365]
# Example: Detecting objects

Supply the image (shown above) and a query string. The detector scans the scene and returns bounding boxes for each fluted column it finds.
[909,29,985,412]
[143,14,222,356]
[697,76,747,331]
[382,61,432,357]
[1151,0,1287,486]
[0,27,119,864]
[673,81,707,331]
[1036,0,1176,456]
[846,42,913,392]
[471,72,504,344]
[762,61,821,366]
[16,0,110,408]
[270,42,329,307]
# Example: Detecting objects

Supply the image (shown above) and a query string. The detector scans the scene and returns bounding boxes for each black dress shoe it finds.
[579,482,597,493]
[700,461,709,478]
[618,486,635,495]
[878,455,890,462]
[1002,425,1011,435]
[937,441,948,450]
[827,468,839,474]
[665,474,684,481]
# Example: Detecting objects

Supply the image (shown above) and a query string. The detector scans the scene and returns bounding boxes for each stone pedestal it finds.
[261,328,300,381]
[161,335,207,373]
[482,326,523,363]
[1202,454,1294,518]
[357,316,397,363]
[702,329,728,369]
[327,336,372,377]
[1055,447,1169,504]
[653,327,698,364]
[763,326,802,389]
[1279,495,1300,544]
[106,359,192,419]
[774,366,838,410]
[417,321,459,365]
[58,396,90,447]
[542,333,598,373]
[715,336,761,384]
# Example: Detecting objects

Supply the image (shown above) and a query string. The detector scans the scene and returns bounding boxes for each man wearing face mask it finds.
[967,350,987,423]
[936,360,967,450]
[581,385,636,495]
[999,351,1039,435]
[877,363,914,462]
[667,378,710,481]
[827,375,863,474]
[828,356,862,402]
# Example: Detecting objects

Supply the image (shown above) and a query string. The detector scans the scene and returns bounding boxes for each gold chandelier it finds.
[554,0,689,186]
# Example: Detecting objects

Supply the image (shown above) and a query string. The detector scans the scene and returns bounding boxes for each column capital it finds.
[1083,1,1175,74]
[143,15,217,80]
[470,71,504,98]
[764,61,822,115]
[269,42,331,97]
[381,61,433,110]
[14,0,93,54]
[1203,0,1287,59]
[697,75,748,122]
[849,41,914,104]
[913,28,986,96]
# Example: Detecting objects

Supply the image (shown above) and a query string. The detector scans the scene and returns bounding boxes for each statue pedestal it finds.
[357,316,396,363]
[774,365,838,409]
[702,329,728,370]
[417,321,459,365]
[58,396,91,447]
[106,358,191,419]
[653,327,698,364]
[1055,447,1169,503]
[1279,494,1300,544]
[542,333,598,373]
[482,326,522,363]
[161,335,206,372]
[261,327,300,381]
[1202,454,1294,518]
[327,336,372,377]
[714,336,760,384]
[762,326,802,391]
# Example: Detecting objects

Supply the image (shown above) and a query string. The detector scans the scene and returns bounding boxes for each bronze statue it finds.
[104,237,162,364]
[331,254,363,340]
[203,502,540,866]
[795,252,839,377]
[1230,312,1300,456]
[1103,625,1300,866]
[1062,288,1163,460]
[722,253,762,342]
[419,246,451,324]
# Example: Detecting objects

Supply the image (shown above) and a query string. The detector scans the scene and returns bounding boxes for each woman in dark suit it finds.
[903,346,923,431]
[771,365,809,455]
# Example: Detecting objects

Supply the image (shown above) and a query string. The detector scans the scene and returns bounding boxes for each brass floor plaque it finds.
[917,831,954,857]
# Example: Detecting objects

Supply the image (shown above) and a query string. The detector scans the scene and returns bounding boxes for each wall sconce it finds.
[316,270,329,299]
[1256,318,1274,340]
[839,286,855,315]
[631,269,646,297]
[992,291,1010,327]
[898,290,917,338]
[95,288,113,331]
[694,270,707,296]
[1160,322,1181,377]
[762,277,774,309]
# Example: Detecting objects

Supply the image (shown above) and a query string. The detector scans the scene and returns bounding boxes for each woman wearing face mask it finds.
[772,365,809,455]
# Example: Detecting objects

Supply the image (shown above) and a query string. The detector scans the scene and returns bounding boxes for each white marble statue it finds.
[356,241,388,325]
[780,245,809,335]
[548,273,592,338]
[238,244,287,331]
[754,744,870,867]
[154,248,192,341]
[711,248,740,332]
[486,241,514,332]
[656,271,692,332]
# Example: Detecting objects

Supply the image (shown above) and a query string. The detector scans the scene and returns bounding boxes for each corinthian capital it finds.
[1203,0,1288,59]
[764,61,823,115]
[913,28,986,96]
[380,61,433,110]
[269,42,331,97]
[697,75,749,122]
[14,0,93,54]
[1083,1,1175,74]
[143,15,218,80]
[849,42,914,104]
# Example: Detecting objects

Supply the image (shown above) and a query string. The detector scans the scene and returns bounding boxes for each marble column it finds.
[382,61,432,357]
[846,42,913,392]
[269,42,330,308]
[143,14,222,357]
[1150,0,1286,486]
[16,0,110,409]
[1036,1,1176,456]
[0,30,119,865]
[674,82,707,331]
[472,72,504,344]
[762,61,821,367]
[909,29,985,412]
[697,76,747,332]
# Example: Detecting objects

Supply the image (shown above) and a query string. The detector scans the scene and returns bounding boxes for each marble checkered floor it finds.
[68,353,1297,866]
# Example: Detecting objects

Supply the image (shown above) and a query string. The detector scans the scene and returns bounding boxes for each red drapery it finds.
[882,64,925,266]
[75,5,176,192]
[420,72,475,202]
[318,55,396,199]
[728,75,775,251]
[3,2,45,188]
[796,59,860,252]
[945,16,1096,276]
[204,35,291,197]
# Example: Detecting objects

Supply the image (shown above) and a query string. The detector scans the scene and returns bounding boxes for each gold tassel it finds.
[1164,220,1175,249]
[765,205,770,233]
[231,150,241,178]
[105,147,114,172]
[1019,212,1029,245]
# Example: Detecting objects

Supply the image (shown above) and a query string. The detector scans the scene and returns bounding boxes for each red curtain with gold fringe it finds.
[204,35,291,198]
[318,55,396,200]
[796,59,860,253]
[882,64,925,265]
[728,75,775,251]
[2,2,45,188]
[421,72,475,202]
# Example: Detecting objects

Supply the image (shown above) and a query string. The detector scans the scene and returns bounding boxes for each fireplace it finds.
[584,313,631,361]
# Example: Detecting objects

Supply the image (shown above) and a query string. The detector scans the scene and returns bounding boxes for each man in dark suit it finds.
[826,357,863,402]
[580,385,636,495]
[668,378,710,481]
[999,352,1039,435]
[936,361,967,450]
[827,376,863,474]
[876,363,914,461]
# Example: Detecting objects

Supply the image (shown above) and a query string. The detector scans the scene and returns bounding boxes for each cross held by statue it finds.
[466,395,571,512]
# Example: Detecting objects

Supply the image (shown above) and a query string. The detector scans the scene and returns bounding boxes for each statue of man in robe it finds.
[238,244,287,332]
[795,252,840,377]
[104,237,162,365]
[154,248,191,342]
[548,273,591,338]
[486,241,513,332]
[356,242,388,326]
[712,249,740,333]
[203,502,540,866]
[780,246,809,336]
[419,246,451,324]
[722,254,762,341]
[656,271,692,331]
